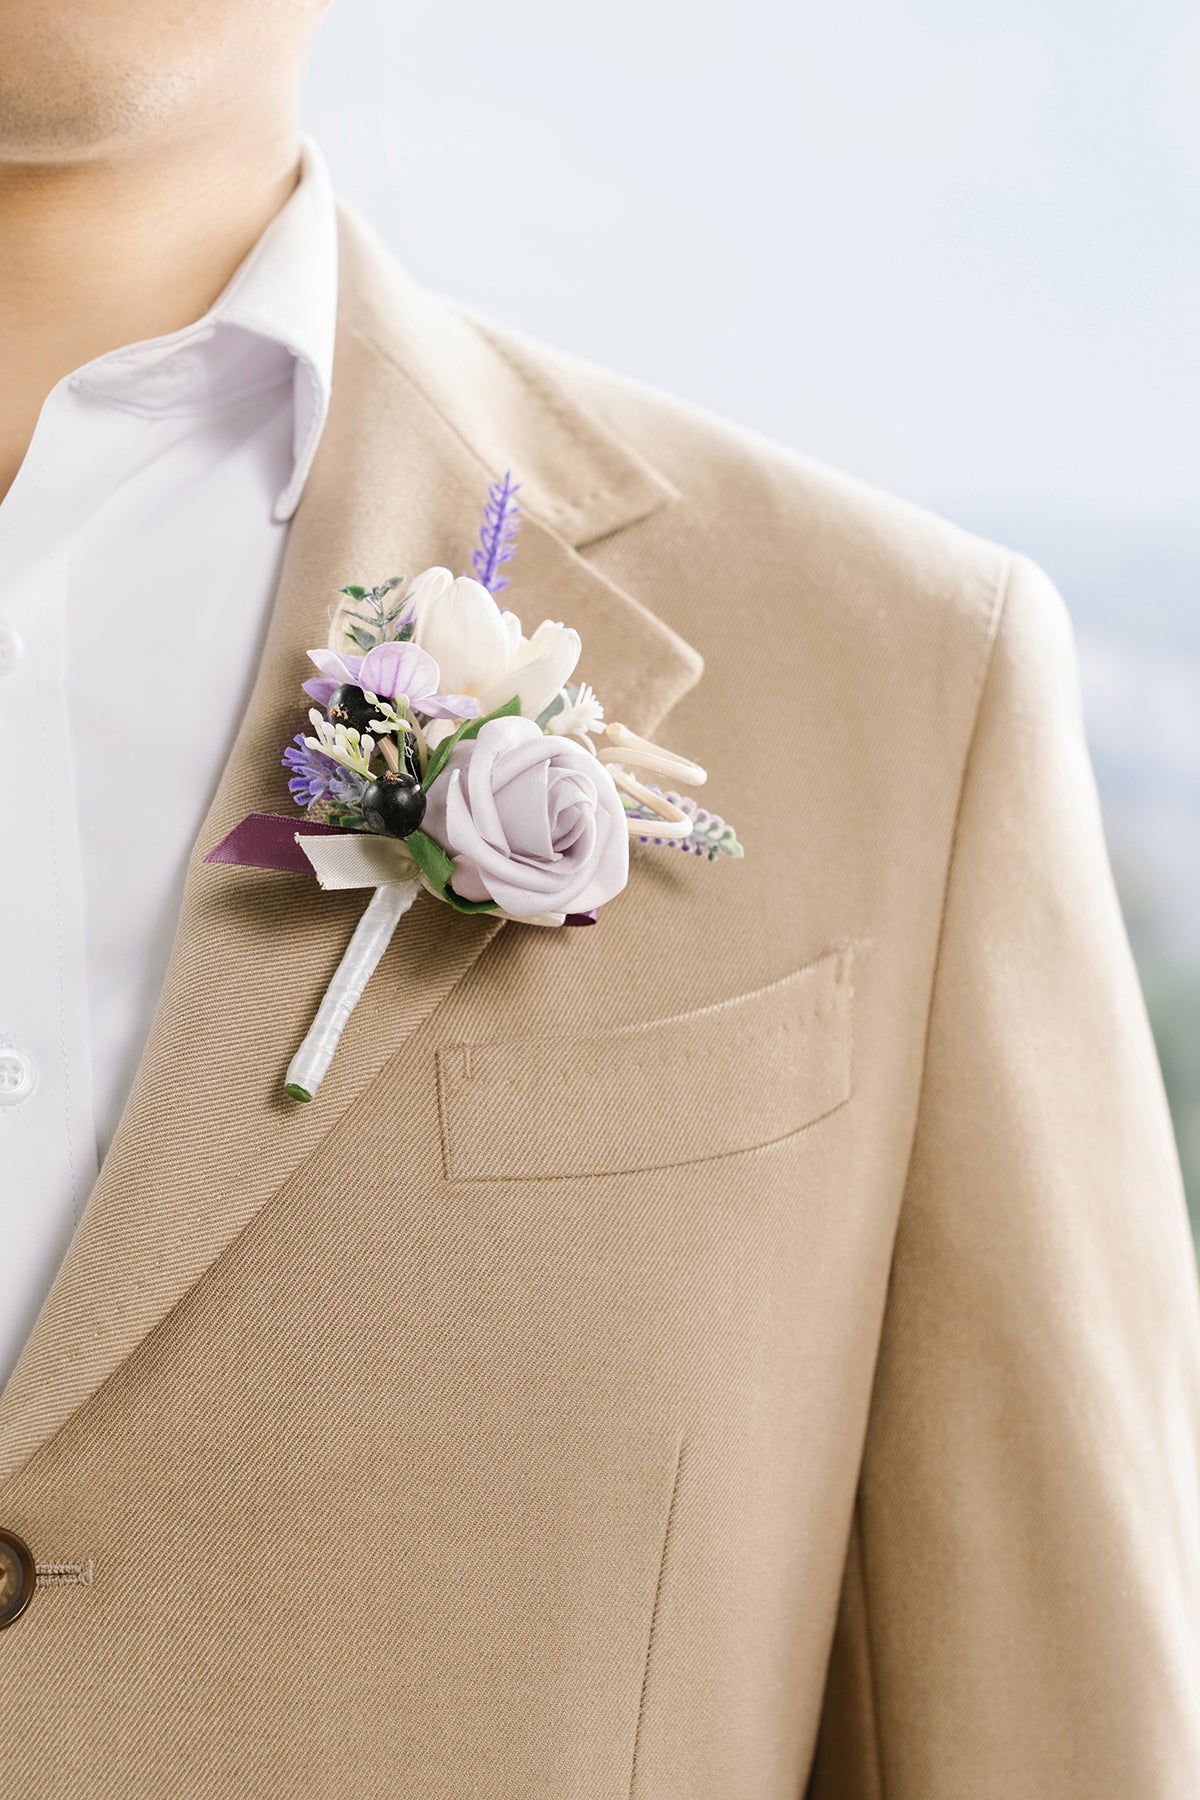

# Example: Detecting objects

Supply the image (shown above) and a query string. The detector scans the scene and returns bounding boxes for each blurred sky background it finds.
[303,0,1200,1238]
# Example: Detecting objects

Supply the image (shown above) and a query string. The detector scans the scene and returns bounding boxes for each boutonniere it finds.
[207,474,743,1101]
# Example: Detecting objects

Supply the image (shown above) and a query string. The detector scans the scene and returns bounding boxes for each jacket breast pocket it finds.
[435,941,855,1182]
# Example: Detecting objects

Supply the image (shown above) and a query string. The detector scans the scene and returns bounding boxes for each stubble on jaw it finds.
[0,0,333,165]
[0,31,211,164]
[0,54,197,165]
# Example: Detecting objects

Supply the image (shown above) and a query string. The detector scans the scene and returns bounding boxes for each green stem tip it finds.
[284,1083,313,1103]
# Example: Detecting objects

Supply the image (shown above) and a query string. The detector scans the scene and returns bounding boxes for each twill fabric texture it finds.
[0,198,1198,1799]
[0,134,337,1391]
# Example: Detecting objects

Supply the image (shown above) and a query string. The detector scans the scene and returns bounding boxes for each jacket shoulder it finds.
[462,309,1017,671]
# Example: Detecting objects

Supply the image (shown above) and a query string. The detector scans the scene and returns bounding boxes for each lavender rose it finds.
[422,716,630,919]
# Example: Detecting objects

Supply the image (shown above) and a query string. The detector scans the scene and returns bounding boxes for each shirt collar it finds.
[215,134,338,521]
[69,133,338,524]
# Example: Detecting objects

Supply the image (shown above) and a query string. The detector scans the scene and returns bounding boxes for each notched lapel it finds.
[0,210,703,1488]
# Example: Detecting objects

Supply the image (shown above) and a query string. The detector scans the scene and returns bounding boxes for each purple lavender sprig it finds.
[472,471,522,593]
[623,788,744,861]
[282,735,369,824]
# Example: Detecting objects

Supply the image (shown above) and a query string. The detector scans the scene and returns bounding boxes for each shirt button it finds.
[0,1528,36,1630]
[0,621,21,677]
[0,1047,36,1106]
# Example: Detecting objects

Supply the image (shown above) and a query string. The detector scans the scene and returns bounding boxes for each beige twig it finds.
[609,768,695,839]
[600,721,706,787]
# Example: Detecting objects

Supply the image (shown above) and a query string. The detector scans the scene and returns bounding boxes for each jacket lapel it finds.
[0,204,702,1488]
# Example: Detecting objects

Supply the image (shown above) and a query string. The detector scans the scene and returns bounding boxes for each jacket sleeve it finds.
[808,551,1200,1799]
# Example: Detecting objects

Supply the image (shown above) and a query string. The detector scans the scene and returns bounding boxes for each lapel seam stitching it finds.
[337,317,677,548]
[457,307,683,509]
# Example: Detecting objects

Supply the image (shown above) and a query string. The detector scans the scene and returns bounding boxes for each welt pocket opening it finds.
[436,940,857,1183]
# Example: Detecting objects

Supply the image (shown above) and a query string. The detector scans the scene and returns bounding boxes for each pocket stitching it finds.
[451,1003,842,1093]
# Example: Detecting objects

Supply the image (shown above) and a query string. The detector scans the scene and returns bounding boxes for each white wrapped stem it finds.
[284,879,421,1102]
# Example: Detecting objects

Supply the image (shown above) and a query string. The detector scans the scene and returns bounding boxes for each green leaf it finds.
[535,691,566,730]
[441,888,502,915]
[405,828,455,891]
[423,695,523,789]
[338,584,368,600]
[346,624,376,653]
[405,830,499,915]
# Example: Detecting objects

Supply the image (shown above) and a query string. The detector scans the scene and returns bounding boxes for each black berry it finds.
[362,774,427,839]
[327,683,378,735]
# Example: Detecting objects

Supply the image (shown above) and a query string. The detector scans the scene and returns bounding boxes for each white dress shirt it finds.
[0,137,338,1392]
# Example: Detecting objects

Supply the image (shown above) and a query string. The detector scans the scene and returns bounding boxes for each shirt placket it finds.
[0,385,144,1389]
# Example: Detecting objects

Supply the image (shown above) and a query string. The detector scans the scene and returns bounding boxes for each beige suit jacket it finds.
[1,201,1198,1799]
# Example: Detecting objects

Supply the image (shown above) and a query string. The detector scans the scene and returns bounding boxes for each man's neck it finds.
[0,116,304,504]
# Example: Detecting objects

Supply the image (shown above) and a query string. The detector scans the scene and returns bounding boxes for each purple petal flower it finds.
[302,675,338,708]
[420,691,481,720]
[305,640,479,723]
[307,647,365,687]
[357,641,440,704]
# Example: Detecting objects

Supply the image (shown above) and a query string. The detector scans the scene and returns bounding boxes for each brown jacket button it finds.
[0,1528,36,1629]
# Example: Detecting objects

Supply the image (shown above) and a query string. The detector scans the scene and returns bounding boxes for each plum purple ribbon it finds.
[204,811,354,876]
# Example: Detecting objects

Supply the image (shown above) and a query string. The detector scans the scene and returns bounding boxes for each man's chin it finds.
[0,44,174,163]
